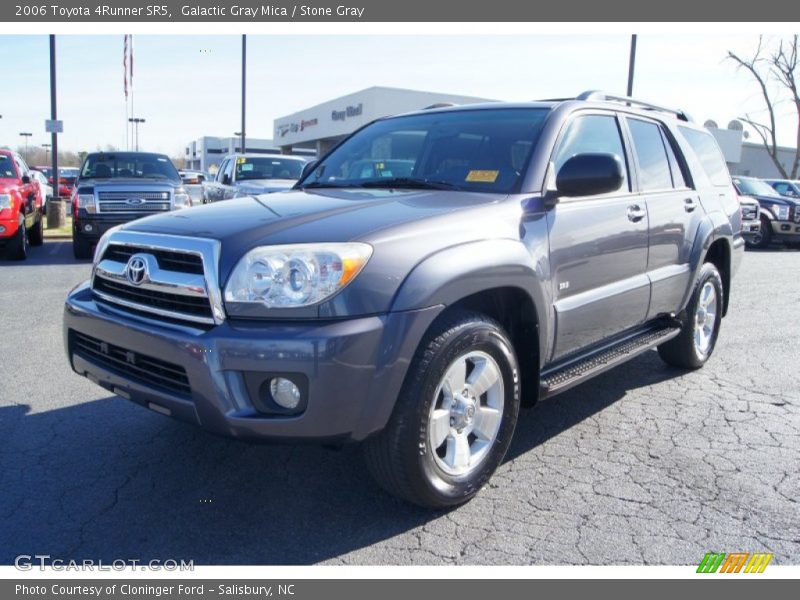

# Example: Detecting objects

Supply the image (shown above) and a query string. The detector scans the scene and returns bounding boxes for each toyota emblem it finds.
[125,255,148,286]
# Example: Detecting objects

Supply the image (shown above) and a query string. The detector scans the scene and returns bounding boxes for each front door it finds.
[546,112,650,361]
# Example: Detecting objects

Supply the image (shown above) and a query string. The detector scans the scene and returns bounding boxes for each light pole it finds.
[627,34,638,97]
[42,143,51,163]
[128,117,145,151]
[19,132,32,161]
[240,34,246,155]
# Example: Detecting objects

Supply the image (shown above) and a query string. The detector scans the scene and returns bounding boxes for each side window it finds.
[217,160,230,182]
[223,159,235,182]
[678,126,730,187]
[554,114,630,192]
[627,118,673,191]
[15,157,28,178]
[661,129,688,189]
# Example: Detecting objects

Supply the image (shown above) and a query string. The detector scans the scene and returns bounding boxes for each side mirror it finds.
[556,153,624,197]
[21,175,31,184]
[221,174,231,185]
[300,160,318,181]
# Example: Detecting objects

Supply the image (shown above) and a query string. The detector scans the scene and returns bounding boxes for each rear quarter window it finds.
[678,126,731,187]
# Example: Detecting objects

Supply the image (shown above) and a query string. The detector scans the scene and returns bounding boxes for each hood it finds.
[79,178,182,191]
[749,193,798,207]
[123,187,510,289]
[737,195,759,207]
[235,179,297,193]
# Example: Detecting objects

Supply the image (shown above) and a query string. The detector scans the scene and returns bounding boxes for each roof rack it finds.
[573,90,693,122]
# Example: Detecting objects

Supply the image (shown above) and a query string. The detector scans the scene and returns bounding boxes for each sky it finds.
[0,34,797,157]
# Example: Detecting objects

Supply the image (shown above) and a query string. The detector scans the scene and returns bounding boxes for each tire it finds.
[29,213,44,247]
[6,219,28,260]
[753,216,772,249]
[363,310,521,508]
[658,262,724,370]
[73,236,93,260]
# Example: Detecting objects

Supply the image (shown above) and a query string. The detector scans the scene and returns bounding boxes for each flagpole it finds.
[130,34,134,150]
[124,34,129,150]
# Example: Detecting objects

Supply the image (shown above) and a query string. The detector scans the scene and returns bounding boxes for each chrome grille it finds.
[97,190,171,214]
[90,232,224,328]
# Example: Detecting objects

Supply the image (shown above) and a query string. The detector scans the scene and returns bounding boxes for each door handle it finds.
[627,205,646,222]
[684,198,697,212]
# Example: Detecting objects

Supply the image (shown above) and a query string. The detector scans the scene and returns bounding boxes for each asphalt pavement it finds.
[0,240,798,565]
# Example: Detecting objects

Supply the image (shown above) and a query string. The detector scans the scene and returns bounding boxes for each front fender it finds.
[390,238,550,364]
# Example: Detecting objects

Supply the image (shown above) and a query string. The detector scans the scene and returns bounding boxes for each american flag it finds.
[123,35,133,98]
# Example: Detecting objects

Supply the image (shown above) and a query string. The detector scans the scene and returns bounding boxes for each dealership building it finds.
[186,87,797,179]
[272,86,493,155]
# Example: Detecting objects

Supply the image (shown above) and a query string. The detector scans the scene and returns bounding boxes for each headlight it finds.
[224,243,373,308]
[771,204,790,220]
[173,188,191,209]
[78,193,96,214]
[0,193,12,210]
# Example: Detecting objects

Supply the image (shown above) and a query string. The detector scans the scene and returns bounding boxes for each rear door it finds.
[546,112,650,361]
[623,116,702,319]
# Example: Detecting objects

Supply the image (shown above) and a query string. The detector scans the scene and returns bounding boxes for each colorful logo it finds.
[697,552,773,573]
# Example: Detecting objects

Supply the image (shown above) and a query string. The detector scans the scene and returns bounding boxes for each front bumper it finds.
[741,220,760,241]
[770,219,800,240]
[64,282,442,443]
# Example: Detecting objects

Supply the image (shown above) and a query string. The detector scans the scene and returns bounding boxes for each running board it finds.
[539,324,681,399]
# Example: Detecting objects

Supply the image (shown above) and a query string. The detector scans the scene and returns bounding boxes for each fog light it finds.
[84,223,94,232]
[269,377,301,410]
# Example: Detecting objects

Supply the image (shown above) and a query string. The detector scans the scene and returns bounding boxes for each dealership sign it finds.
[277,118,319,138]
[332,103,363,121]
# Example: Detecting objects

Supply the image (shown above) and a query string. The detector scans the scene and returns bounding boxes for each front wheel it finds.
[363,310,520,508]
[753,216,772,249]
[658,262,723,369]
[6,220,28,260]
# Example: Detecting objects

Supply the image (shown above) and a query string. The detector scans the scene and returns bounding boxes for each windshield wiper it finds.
[355,177,461,190]
[300,181,355,189]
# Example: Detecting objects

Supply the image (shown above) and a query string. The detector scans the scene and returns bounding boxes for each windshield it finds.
[79,153,180,182]
[300,108,549,193]
[0,155,16,178]
[235,157,304,181]
[60,168,79,179]
[733,177,780,198]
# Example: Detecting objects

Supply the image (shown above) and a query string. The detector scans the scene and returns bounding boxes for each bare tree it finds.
[728,35,800,179]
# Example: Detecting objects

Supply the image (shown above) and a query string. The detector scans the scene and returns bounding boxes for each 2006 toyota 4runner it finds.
[64,91,744,507]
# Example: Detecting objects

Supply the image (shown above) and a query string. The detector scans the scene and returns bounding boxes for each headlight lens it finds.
[0,193,12,210]
[772,204,790,220]
[173,188,191,209]
[78,193,97,214]
[224,243,373,308]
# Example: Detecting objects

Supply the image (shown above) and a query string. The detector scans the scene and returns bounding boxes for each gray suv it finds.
[64,91,744,507]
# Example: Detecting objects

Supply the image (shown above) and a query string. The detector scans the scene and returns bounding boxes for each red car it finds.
[33,165,78,198]
[1,150,45,260]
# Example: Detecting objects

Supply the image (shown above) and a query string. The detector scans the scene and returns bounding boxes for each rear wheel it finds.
[363,310,520,508]
[72,235,92,260]
[658,262,723,369]
[29,213,44,246]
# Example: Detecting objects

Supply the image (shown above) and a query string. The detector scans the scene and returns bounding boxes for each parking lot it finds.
[0,241,798,565]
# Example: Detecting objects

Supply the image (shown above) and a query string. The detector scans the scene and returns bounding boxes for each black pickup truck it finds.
[64,92,743,507]
[70,152,192,259]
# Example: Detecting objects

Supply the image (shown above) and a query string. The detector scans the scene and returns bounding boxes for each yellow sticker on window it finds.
[466,170,499,183]
[236,157,247,165]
